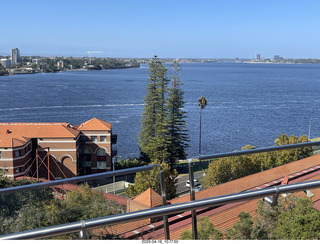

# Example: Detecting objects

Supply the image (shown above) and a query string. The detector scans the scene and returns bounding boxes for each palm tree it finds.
[198,96,207,155]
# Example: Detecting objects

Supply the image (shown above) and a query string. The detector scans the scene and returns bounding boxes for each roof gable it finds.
[133,188,162,208]
[0,135,30,148]
[78,118,112,131]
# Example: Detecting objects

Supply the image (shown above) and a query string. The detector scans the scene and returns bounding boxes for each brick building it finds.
[0,117,115,179]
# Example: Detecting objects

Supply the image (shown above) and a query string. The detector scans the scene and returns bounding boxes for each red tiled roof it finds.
[0,117,112,148]
[0,123,80,148]
[151,161,320,240]
[111,154,320,240]
[132,188,163,208]
[170,154,320,204]
[78,118,112,131]
[0,135,30,147]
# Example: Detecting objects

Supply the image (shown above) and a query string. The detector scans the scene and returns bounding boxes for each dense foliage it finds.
[0,173,51,220]
[203,134,311,188]
[226,196,320,240]
[139,56,188,166]
[0,174,123,239]
[180,196,320,240]
[125,162,178,200]
[116,158,147,170]
[0,64,9,75]
[180,216,223,240]
[13,184,123,235]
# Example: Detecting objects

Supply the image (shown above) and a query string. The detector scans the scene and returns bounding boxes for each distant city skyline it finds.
[1,0,320,58]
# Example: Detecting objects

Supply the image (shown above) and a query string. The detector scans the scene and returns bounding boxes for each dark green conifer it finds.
[166,60,189,166]
[139,56,170,163]
[139,57,188,165]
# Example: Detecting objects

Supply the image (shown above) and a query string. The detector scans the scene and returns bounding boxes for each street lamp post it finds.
[308,118,320,140]
[112,156,121,194]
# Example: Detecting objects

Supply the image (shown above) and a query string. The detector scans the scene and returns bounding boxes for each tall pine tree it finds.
[139,56,170,163]
[166,60,189,166]
[139,56,188,165]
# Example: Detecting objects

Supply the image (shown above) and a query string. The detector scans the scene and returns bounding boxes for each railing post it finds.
[36,149,39,180]
[272,186,280,206]
[47,150,50,180]
[188,159,197,240]
[160,170,170,240]
[79,220,89,240]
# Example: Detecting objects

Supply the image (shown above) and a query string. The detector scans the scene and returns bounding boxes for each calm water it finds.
[1,63,320,158]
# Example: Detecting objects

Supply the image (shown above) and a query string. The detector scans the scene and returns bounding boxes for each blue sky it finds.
[1,0,320,58]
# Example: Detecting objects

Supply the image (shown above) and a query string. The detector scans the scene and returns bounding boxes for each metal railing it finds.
[0,164,160,196]
[1,140,320,240]
[186,140,320,239]
[1,178,320,240]
[0,163,168,239]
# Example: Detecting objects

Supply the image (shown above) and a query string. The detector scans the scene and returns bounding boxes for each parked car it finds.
[186,179,201,188]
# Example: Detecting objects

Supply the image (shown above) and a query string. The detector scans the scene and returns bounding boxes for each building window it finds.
[82,148,91,167]
[83,148,91,155]
[100,136,106,142]
[82,161,92,167]
[14,150,20,158]
[97,161,107,169]
[97,148,106,156]
[91,136,97,142]
[81,135,88,141]
[0,151,1,159]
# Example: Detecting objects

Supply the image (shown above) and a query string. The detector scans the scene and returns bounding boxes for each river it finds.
[1,63,320,158]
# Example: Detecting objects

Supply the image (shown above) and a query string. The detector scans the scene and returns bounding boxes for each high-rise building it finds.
[0,59,11,68]
[256,54,261,61]
[57,60,64,68]
[11,48,20,64]
[274,55,284,61]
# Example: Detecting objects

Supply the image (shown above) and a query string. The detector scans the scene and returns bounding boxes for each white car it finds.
[186,179,201,188]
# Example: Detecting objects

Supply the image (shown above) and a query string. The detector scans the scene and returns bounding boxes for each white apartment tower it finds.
[11,48,20,64]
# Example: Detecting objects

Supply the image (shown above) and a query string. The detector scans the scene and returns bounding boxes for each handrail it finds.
[1,179,320,240]
[197,140,320,161]
[0,164,160,196]
[2,141,320,239]
[186,140,320,239]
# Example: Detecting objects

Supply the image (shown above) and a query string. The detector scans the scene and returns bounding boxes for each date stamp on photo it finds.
[141,240,179,243]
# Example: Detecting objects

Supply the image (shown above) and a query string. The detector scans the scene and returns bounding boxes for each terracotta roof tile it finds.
[0,134,30,147]
[78,118,112,131]
[133,188,163,208]
[170,154,320,205]
[92,155,320,240]
[0,123,79,144]
[123,155,320,240]
[152,161,320,240]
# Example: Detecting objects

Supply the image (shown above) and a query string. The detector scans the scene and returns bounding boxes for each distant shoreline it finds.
[1,65,140,76]
[2,61,320,77]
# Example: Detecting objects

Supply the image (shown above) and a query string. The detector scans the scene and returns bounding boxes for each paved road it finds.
[176,171,205,196]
